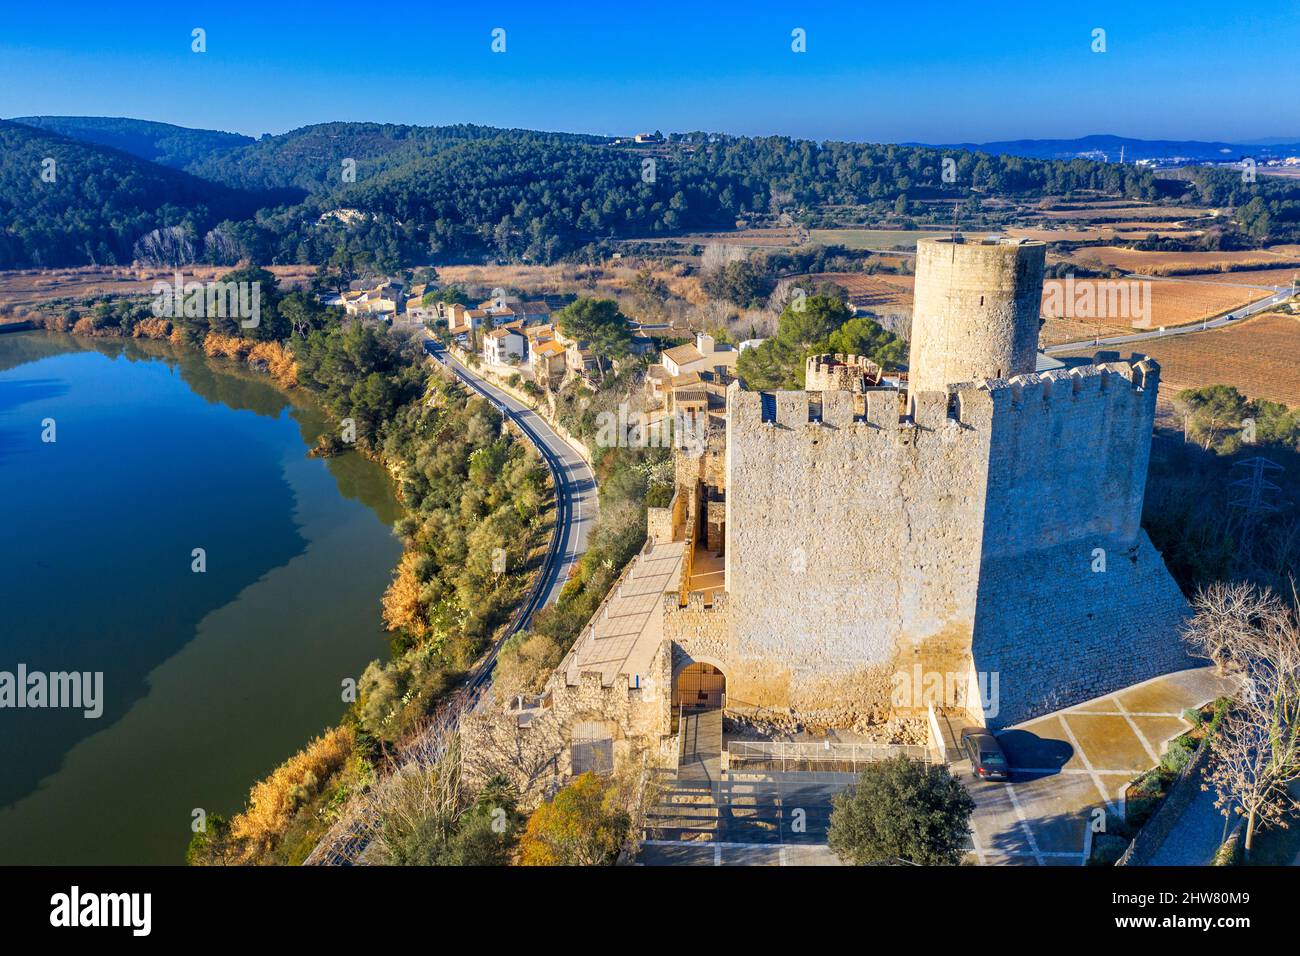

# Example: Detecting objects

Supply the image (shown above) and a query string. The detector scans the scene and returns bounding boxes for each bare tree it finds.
[202,227,241,266]
[699,241,744,276]
[460,710,564,809]
[133,226,196,268]
[1182,581,1287,675]
[365,735,465,865]
[1193,582,1300,856]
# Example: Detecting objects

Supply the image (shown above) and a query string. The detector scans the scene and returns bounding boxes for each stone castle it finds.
[467,234,1193,788]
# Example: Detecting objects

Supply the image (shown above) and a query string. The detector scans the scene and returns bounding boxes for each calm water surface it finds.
[0,332,402,864]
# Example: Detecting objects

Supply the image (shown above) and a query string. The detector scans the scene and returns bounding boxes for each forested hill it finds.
[926,134,1300,163]
[11,116,254,170]
[187,125,1171,266]
[12,117,1278,271]
[184,122,612,193]
[0,120,272,269]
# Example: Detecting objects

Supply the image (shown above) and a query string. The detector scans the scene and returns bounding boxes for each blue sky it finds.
[1,1,1295,143]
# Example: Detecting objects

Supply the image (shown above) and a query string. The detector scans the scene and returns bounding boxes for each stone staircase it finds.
[642,771,837,845]
[643,777,721,842]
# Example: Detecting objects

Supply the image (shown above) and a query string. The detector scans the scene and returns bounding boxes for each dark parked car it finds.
[962,731,1010,781]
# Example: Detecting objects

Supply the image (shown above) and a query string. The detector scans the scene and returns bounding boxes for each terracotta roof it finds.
[534,341,566,356]
[663,343,705,365]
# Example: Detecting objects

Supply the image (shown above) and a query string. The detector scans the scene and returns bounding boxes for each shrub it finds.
[1161,735,1197,774]
[519,772,631,866]
[827,756,975,865]
[219,726,354,864]
[493,630,566,701]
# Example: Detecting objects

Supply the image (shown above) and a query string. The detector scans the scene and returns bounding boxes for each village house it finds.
[648,332,739,412]
[482,326,526,366]
[522,322,555,356]
[529,339,568,389]
[340,278,405,321]
[476,295,552,325]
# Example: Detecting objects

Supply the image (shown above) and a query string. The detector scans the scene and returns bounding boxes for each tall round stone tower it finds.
[908,235,1046,397]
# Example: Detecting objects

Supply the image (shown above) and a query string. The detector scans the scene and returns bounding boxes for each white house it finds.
[660,332,738,378]
[483,327,526,366]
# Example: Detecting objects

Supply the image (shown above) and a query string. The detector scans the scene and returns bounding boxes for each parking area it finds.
[967,667,1237,865]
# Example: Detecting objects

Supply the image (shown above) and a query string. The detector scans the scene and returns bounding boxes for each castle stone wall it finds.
[971,358,1192,725]
[805,353,880,393]
[717,358,1192,729]
[722,381,995,723]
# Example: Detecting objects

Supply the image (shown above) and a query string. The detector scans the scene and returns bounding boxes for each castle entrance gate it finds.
[673,662,726,711]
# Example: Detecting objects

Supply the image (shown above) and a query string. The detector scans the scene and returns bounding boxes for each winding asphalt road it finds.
[303,341,597,864]
[423,339,597,638]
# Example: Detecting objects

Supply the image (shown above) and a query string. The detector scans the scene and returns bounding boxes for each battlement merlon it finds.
[726,357,1159,432]
[976,358,1161,410]
[805,352,882,392]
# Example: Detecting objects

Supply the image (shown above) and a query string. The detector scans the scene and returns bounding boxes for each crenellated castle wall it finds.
[718,358,1192,728]
[970,359,1191,724]
[723,380,994,723]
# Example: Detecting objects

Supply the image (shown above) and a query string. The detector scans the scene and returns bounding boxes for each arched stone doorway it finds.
[674,662,726,711]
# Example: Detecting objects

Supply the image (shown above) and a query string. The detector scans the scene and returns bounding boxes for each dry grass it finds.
[1057,312,1300,409]
[435,260,705,305]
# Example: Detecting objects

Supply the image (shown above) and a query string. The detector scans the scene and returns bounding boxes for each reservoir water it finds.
[0,332,402,864]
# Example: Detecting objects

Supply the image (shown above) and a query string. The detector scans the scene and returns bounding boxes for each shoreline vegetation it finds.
[19,266,670,865]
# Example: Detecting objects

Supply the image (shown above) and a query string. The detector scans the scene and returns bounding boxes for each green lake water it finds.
[0,332,402,864]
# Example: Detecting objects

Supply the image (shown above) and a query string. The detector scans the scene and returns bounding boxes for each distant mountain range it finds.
[918,134,1300,163]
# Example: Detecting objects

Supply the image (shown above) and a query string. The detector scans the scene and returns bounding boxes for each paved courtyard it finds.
[967,667,1237,866]
[639,841,842,866]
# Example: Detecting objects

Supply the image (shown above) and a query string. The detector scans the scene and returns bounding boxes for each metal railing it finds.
[726,740,931,772]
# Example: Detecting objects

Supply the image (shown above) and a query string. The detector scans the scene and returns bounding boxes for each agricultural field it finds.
[0,265,316,318]
[1190,266,1300,289]
[807,228,950,251]
[1037,203,1212,222]
[1039,277,1269,340]
[1006,226,1203,243]
[625,226,802,250]
[1057,312,1300,410]
[805,271,915,313]
[1065,244,1300,275]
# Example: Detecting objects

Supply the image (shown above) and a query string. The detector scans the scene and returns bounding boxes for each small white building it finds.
[661,332,738,378]
[483,327,526,366]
